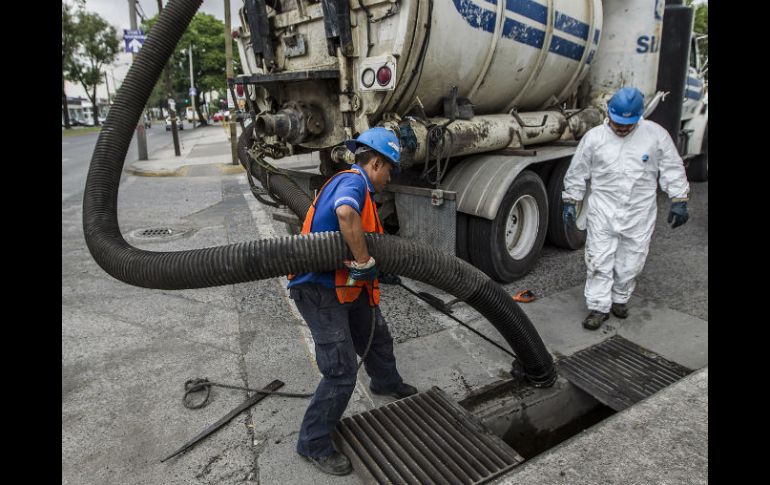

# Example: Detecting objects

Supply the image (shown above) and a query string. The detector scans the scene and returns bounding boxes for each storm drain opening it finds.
[456,336,694,465]
[128,227,193,242]
[138,228,175,238]
[332,387,524,484]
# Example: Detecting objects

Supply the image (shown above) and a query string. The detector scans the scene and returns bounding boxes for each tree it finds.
[143,13,241,125]
[64,10,120,127]
[61,1,85,129]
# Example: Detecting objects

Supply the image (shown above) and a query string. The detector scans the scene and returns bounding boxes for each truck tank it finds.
[235,0,602,149]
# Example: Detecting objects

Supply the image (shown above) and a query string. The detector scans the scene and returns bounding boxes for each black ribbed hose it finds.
[237,122,312,218]
[82,0,556,386]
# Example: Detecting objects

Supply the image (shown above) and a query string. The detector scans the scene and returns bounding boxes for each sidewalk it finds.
[125,124,244,177]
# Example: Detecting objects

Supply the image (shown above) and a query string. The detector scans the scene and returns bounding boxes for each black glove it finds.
[563,201,577,225]
[668,201,689,229]
[345,257,378,283]
[379,272,402,285]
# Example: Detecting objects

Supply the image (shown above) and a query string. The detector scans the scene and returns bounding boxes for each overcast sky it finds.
[65,0,243,103]
[80,0,240,33]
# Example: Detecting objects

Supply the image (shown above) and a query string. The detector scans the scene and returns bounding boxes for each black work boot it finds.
[582,310,609,330]
[370,382,418,399]
[299,450,353,476]
[611,303,629,319]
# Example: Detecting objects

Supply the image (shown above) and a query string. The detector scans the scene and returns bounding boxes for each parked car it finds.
[212,111,224,122]
[165,117,184,131]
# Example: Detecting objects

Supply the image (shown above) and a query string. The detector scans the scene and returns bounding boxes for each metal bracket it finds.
[244,0,275,68]
[321,0,354,56]
[431,189,444,206]
[511,110,548,128]
[282,32,307,58]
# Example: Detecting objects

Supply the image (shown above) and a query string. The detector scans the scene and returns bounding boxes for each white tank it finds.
[583,0,664,108]
[237,0,603,146]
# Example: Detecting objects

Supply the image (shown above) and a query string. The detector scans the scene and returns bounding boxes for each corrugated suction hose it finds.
[82,0,556,387]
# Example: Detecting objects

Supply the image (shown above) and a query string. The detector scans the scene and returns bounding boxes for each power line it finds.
[135,0,147,23]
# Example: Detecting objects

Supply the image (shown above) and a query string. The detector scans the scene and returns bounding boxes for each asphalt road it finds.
[61,123,193,202]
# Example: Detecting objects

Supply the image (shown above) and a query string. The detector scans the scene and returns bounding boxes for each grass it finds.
[62,126,102,138]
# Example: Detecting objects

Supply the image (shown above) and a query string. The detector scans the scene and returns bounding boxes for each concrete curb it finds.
[125,162,245,177]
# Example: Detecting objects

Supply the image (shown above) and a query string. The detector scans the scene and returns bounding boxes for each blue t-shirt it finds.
[288,165,375,289]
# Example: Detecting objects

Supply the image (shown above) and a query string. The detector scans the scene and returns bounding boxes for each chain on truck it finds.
[231,0,708,283]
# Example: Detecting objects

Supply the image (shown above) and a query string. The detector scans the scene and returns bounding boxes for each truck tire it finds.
[467,170,548,282]
[686,124,708,182]
[546,159,587,249]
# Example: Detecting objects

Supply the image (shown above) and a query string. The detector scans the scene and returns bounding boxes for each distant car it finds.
[212,112,224,122]
[165,117,184,131]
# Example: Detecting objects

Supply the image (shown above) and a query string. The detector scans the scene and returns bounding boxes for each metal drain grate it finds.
[556,335,693,411]
[333,387,524,484]
[136,227,176,238]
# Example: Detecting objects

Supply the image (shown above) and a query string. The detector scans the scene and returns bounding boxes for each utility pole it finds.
[104,71,111,104]
[187,44,197,128]
[129,0,149,160]
[225,0,238,165]
[157,0,180,156]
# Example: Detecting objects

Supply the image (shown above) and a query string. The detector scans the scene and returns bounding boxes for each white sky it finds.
[65,0,243,102]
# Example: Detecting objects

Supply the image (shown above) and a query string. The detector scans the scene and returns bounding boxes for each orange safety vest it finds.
[288,169,382,306]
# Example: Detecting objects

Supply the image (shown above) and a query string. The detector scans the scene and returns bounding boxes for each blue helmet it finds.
[344,127,402,174]
[607,87,644,125]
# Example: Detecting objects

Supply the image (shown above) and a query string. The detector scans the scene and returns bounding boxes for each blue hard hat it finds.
[344,127,402,174]
[607,87,645,125]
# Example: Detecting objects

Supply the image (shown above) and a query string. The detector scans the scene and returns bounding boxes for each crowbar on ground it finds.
[160,379,285,462]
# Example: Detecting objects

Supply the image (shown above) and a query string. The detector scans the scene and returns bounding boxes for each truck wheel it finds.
[686,125,708,182]
[546,159,587,249]
[467,170,548,282]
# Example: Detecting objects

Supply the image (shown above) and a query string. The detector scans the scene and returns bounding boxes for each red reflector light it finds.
[376,66,392,86]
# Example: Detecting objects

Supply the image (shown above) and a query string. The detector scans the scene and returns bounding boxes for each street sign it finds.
[189,87,197,97]
[124,29,146,53]
[168,98,176,109]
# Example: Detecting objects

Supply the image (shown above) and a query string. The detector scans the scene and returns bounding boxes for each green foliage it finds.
[64,8,120,125]
[687,0,708,73]
[143,13,242,116]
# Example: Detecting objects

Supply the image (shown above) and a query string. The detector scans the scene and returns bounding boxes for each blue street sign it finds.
[124,29,146,53]
[189,87,197,96]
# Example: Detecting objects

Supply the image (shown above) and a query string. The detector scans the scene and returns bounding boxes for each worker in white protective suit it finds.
[562,86,690,330]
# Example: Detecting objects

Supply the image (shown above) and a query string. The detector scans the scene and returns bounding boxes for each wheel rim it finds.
[505,195,539,260]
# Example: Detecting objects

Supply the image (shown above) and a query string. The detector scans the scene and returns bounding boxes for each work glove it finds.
[344,256,378,284]
[562,200,577,225]
[379,272,402,285]
[667,201,689,229]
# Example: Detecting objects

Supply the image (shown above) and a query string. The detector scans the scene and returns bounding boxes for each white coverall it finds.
[562,118,690,313]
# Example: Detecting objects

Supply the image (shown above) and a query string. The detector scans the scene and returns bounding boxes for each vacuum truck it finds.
[231,0,708,283]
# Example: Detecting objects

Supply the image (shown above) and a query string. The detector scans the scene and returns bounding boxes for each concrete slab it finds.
[617,298,708,370]
[493,367,708,485]
[444,285,707,371]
